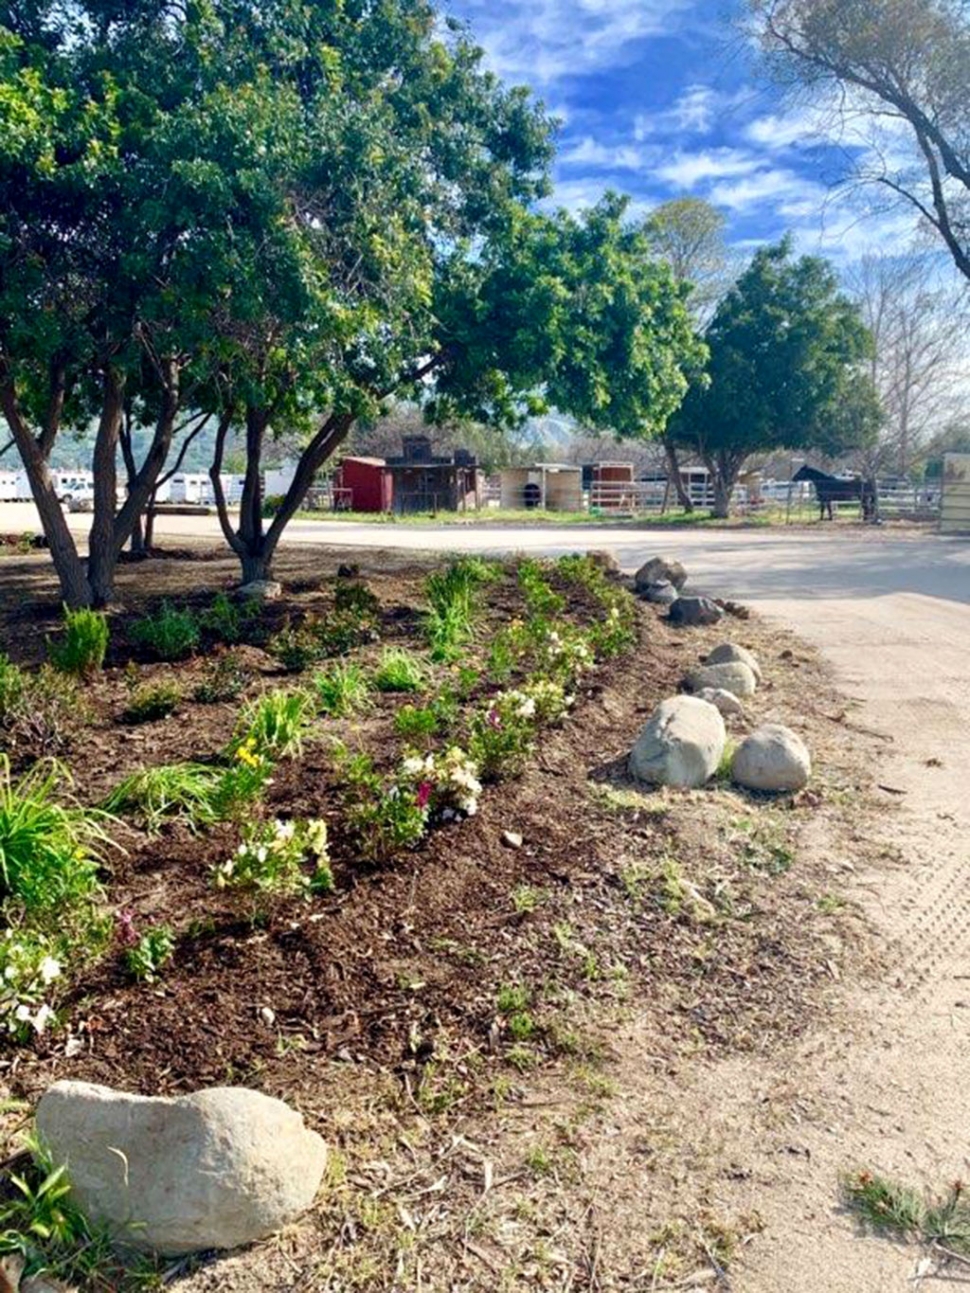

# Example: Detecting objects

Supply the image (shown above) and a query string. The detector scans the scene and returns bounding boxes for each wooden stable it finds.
[499,464,583,512]
[586,462,636,512]
[384,435,480,515]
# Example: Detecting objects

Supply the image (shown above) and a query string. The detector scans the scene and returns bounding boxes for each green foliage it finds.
[312,661,370,717]
[424,557,497,661]
[102,762,224,833]
[192,652,250,703]
[0,663,80,756]
[269,625,321,673]
[843,1170,970,1256]
[394,704,440,742]
[47,606,108,677]
[468,690,538,781]
[213,818,332,898]
[373,647,427,693]
[333,581,381,618]
[122,680,180,724]
[517,559,565,617]
[0,756,106,919]
[232,689,313,761]
[129,603,200,661]
[199,593,254,646]
[337,751,429,861]
[124,924,175,983]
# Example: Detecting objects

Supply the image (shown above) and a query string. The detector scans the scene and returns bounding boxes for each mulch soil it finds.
[0,546,869,1124]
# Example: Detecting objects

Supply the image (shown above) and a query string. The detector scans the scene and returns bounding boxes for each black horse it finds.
[792,465,877,522]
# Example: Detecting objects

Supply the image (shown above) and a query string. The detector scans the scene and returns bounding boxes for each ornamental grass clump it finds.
[47,606,109,677]
[213,818,332,897]
[129,602,200,661]
[232,688,314,761]
[373,647,427,693]
[102,762,224,833]
[312,661,371,717]
[424,557,497,662]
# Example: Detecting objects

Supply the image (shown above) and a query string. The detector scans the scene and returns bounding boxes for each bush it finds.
[312,607,379,656]
[312,661,370,717]
[213,818,332,897]
[199,593,255,646]
[0,664,80,756]
[0,756,107,918]
[269,625,321,673]
[129,602,200,661]
[47,606,109,677]
[373,647,427,693]
[192,652,250,703]
[467,690,537,781]
[333,581,381,617]
[122,681,180,725]
[338,751,429,861]
[232,689,314,761]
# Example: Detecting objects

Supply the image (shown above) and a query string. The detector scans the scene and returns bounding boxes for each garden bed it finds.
[0,545,877,1289]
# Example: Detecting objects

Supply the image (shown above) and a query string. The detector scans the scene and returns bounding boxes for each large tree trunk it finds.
[87,369,127,605]
[663,434,694,511]
[0,376,92,606]
[119,408,146,556]
[705,450,743,520]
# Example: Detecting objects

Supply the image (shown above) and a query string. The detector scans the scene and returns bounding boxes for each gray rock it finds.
[586,550,621,576]
[705,642,762,683]
[36,1081,327,1256]
[634,556,687,592]
[234,579,282,602]
[629,695,725,789]
[640,579,678,605]
[695,686,746,718]
[685,661,758,698]
[667,596,723,627]
[732,724,811,792]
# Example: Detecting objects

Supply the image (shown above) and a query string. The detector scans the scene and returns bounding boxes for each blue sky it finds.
[448,0,917,265]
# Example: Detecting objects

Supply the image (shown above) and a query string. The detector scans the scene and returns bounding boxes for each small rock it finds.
[36,1081,327,1256]
[234,579,282,602]
[705,642,762,683]
[695,687,745,718]
[586,550,621,576]
[685,661,758,698]
[336,563,361,579]
[501,830,523,849]
[634,555,687,592]
[667,596,723,627]
[732,724,811,792]
[629,695,725,789]
[640,579,678,606]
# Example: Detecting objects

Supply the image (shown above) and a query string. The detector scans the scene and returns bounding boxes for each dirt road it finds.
[5,503,970,1287]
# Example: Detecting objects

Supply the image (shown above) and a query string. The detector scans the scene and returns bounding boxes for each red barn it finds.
[333,457,393,513]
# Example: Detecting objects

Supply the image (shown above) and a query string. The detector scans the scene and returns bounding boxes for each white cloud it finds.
[558,135,655,171]
[709,167,822,212]
[655,148,762,189]
[744,107,827,150]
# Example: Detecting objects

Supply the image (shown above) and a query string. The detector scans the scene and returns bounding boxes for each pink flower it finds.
[487,708,502,730]
[416,782,433,809]
[115,909,139,948]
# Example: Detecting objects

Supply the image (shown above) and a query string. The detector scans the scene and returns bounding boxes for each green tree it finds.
[753,0,970,284]
[671,237,881,516]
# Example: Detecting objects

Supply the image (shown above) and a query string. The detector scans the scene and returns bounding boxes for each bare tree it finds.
[753,0,970,284]
[845,254,969,476]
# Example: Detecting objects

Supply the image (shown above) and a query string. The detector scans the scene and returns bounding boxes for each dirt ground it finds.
[0,542,909,1290]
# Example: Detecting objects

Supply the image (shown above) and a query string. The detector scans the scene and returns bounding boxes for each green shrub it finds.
[102,762,224,833]
[122,681,180,724]
[312,607,379,656]
[269,625,321,673]
[333,581,381,617]
[129,602,200,661]
[338,751,429,861]
[373,647,427,693]
[467,690,537,781]
[124,924,175,983]
[393,704,439,741]
[199,592,254,645]
[0,756,107,917]
[192,652,250,703]
[232,688,314,760]
[312,661,370,717]
[0,665,80,755]
[47,606,109,677]
[213,818,332,897]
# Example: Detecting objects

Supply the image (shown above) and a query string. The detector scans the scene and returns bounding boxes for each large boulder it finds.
[234,579,282,602]
[705,642,762,683]
[667,596,723,627]
[685,661,758,698]
[732,724,811,792]
[695,686,746,718]
[634,556,687,593]
[36,1082,327,1256]
[640,579,678,606]
[629,695,725,789]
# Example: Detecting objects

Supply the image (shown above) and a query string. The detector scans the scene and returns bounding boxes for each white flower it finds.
[14,1003,31,1022]
[30,1004,54,1034]
[401,756,425,777]
[39,957,61,985]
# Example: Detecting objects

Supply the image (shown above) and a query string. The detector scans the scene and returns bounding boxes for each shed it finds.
[499,464,583,512]
[586,461,636,512]
[333,457,393,513]
[384,435,480,515]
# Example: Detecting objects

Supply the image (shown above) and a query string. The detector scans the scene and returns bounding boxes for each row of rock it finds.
[629,636,811,793]
[633,555,725,627]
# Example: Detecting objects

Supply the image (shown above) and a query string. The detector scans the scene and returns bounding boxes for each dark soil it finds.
[0,547,864,1125]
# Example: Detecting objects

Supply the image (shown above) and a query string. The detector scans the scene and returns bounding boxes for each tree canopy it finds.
[670,237,881,514]
[1,0,703,597]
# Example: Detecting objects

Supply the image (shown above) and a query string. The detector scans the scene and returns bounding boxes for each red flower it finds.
[416,781,433,809]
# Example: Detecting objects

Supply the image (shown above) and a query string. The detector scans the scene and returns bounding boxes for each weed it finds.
[511,884,544,914]
[497,984,535,1040]
[716,740,737,782]
[124,924,175,983]
[373,647,427,693]
[312,661,370,717]
[233,689,313,760]
[0,662,79,756]
[129,602,200,661]
[592,782,667,815]
[214,818,332,898]
[193,652,250,703]
[0,756,107,919]
[103,762,224,833]
[843,1170,970,1256]
[816,893,847,915]
[47,606,109,677]
[122,680,180,724]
